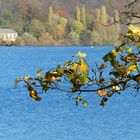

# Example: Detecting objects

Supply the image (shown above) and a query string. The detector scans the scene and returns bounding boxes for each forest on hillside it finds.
[0,0,139,46]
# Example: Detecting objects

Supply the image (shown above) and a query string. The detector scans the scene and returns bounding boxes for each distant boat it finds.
[91,46,93,48]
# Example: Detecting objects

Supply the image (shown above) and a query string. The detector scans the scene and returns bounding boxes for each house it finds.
[0,29,18,45]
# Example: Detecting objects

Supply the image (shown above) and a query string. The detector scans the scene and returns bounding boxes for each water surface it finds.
[0,46,139,140]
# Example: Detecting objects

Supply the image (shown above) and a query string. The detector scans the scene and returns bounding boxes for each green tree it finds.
[93,22,107,45]
[81,5,86,27]
[15,32,38,46]
[100,5,107,24]
[46,11,65,40]
[12,18,24,35]
[86,14,93,30]
[58,17,67,25]
[23,21,30,33]
[114,9,121,33]
[95,8,101,22]
[91,30,102,45]
[67,19,85,35]
[67,31,80,45]
[45,23,57,39]
[38,32,54,46]
[3,10,14,22]
[0,10,14,28]
[48,6,53,24]
[105,25,119,45]
[80,30,94,45]
[76,6,80,21]
[29,19,46,38]
[80,29,103,45]
[56,17,67,39]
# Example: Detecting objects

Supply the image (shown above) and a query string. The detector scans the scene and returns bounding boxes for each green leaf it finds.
[76,96,81,106]
[99,64,106,69]
[76,100,79,106]
[82,100,88,106]
[134,76,140,83]
[127,30,133,34]
[109,71,120,78]
[115,43,126,52]
[137,42,140,48]
[76,51,87,58]
[103,50,117,62]
[110,50,117,58]
[128,34,135,41]
[103,53,110,62]
[126,48,133,53]
[76,96,88,107]
[79,73,89,84]
[65,60,72,66]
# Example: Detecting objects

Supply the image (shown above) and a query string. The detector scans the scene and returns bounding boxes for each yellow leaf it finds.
[97,90,111,96]
[127,64,137,75]
[79,62,88,73]
[111,50,117,57]
[72,63,79,71]
[112,86,121,91]
[82,101,88,106]
[30,89,41,101]
[37,69,42,77]
[128,25,140,36]
[76,51,87,57]
[52,76,60,81]
[51,71,58,74]
[23,75,30,81]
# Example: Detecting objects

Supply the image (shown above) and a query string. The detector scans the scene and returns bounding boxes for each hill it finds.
[0,0,139,46]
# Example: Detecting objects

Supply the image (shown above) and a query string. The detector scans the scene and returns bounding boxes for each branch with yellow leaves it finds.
[15,1,140,107]
[15,41,140,107]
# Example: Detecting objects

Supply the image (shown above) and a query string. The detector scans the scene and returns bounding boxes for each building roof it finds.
[0,29,17,34]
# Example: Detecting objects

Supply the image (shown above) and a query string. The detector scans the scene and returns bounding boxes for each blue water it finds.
[0,46,139,140]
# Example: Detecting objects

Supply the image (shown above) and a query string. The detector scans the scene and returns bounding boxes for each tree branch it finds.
[76,74,140,93]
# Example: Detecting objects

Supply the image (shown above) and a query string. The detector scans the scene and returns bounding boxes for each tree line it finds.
[0,2,122,46]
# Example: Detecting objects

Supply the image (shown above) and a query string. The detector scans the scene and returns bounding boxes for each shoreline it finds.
[0,45,115,47]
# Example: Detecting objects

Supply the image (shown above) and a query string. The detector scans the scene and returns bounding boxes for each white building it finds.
[0,29,18,42]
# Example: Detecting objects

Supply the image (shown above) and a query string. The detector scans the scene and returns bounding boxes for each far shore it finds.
[0,45,115,47]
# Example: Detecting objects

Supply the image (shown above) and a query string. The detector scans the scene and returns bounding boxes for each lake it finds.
[0,46,139,140]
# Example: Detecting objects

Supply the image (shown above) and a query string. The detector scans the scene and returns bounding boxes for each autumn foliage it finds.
[0,0,125,46]
[14,0,140,107]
